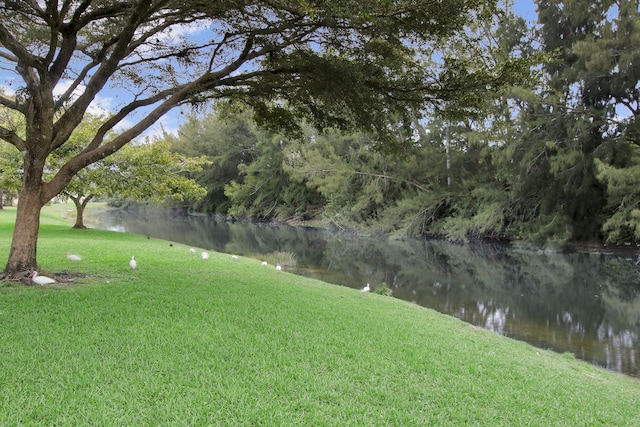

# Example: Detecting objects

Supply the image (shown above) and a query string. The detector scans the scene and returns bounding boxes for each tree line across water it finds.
[163,1,640,246]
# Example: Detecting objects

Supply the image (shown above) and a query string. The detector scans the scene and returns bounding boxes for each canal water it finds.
[89,207,640,378]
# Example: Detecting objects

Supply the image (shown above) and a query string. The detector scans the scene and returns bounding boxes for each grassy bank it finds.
[0,204,638,426]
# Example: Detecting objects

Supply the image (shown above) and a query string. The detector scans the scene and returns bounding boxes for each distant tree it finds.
[497,0,640,245]
[58,138,210,229]
[225,131,324,221]
[283,2,542,239]
[498,0,618,245]
[283,127,411,231]
[580,0,640,243]
[166,109,263,214]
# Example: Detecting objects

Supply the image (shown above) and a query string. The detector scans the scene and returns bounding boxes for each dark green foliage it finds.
[504,0,640,244]
[166,110,261,213]
[166,0,640,247]
[223,135,321,220]
[167,110,324,220]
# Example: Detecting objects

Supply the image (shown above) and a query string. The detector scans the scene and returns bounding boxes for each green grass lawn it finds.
[0,204,638,426]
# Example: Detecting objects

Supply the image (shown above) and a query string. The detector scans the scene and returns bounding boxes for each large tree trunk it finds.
[4,189,43,276]
[3,155,48,278]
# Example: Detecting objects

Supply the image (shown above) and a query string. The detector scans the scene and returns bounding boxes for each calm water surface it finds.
[90,208,640,378]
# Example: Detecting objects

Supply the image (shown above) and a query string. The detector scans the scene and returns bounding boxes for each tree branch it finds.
[0,125,26,151]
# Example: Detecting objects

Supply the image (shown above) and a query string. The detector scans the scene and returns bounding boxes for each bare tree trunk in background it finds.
[69,195,93,229]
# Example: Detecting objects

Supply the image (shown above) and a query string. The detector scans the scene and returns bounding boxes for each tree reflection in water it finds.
[91,207,640,377]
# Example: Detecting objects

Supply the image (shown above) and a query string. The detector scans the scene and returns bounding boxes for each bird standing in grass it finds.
[276,264,282,271]
[66,253,81,261]
[361,283,370,292]
[29,271,55,285]
[201,252,209,259]
[130,256,137,269]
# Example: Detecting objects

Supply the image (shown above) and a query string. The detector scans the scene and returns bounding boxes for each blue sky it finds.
[512,0,538,22]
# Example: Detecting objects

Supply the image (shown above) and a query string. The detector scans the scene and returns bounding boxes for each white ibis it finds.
[129,256,137,269]
[361,283,370,292]
[190,248,196,253]
[275,264,282,271]
[66,253,81,261]
[29,271,55,285]
[232,255,239,260]
[201,252,209,259]
[262,261,268,266]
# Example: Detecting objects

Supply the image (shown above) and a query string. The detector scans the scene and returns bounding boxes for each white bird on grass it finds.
[66,253,82,261]
[361,283,370,292]
[275,264,282,271]
[201,252,209,259]
[262,261,268,266]
[190,248,196,253]
[29,271,55,285]
[232,255,239,260]
[129,256,137,269]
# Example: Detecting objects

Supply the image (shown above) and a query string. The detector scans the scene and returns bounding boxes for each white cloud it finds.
[53,79,117,118]
[0,84,16,96]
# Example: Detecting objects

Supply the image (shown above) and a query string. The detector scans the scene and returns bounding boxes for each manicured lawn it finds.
[0,205,638,425]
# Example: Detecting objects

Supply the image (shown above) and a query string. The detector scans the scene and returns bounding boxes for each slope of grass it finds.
[0,205,638,425]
